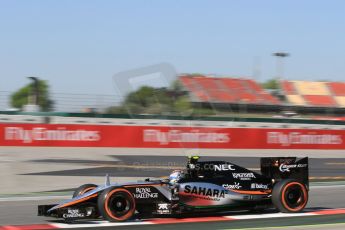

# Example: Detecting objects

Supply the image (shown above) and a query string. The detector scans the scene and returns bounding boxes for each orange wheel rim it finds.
[281,182,307,212]
[104,188,135,221]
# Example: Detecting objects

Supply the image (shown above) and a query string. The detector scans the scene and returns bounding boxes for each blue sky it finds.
[1,0,345,95]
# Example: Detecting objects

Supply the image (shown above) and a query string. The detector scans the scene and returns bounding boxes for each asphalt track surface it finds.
[1,184,345,229]
[1,151,345,229]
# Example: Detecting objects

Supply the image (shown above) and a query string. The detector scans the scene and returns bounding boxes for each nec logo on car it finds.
[214,164,235,171]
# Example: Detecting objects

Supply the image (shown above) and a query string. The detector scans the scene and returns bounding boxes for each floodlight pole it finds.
[272,52,289,82]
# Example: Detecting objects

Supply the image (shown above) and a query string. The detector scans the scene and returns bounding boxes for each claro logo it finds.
[4,127,101,143]
[267,132,342,146]
[143,129,230,145]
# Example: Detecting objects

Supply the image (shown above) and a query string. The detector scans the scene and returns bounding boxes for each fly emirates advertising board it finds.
[0,124,344,149]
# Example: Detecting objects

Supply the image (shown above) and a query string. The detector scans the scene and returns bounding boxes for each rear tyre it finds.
[98,187,136,222]
[72,184,97,198]
[272,180,308,213]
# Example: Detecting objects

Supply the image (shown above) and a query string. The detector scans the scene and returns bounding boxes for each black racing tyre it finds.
[272,180,308,213]
[72,184,97,198]
[97,187,136,222]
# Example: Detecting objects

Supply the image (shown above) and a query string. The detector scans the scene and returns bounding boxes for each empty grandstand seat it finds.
[247,80,262,92]
[182,76,345,108]
[303,95,337,107]
[180,76,208,101]
[294,81,329,95]
[238,92,257,103]
[179,75,280,105]
[246,79,280,104]
[281,80,296,95]
[180,76,196,90]
[281,80,345,107]
[285,95,306,106]
[221,78,243,90]
[193,77,231,102]
[194,77,219,90]
[210,90,237,102]
[328,82,345,96]
[335,96,345,107]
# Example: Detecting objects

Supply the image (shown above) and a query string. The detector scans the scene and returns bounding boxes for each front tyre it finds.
[98,187,136,222]
[272,180,308,213]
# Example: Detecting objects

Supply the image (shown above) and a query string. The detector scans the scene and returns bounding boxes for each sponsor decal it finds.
[251,183,269,190]
[157,203,171,214]
[2,124,345,149]
[143,129,230,145]
[4,127,100,143]
[184,185,226,199]
[133,187,158,199]
[192,163,235,171]
[63,209,85,218]
[158,203,169,210]
[214,164,235,171]
[232,173,256,180]
[267,132,343,146]
[279,163,308,172]
[223,182,242,190]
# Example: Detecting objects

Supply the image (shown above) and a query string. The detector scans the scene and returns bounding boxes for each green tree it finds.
[10,79,54,111]
[106,80,193,115]
[124,86,174,110]
[262,79,280,90]
[173,96,192,115]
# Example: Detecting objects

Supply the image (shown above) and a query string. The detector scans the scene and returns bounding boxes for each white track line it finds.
[51,221,152,228]
[0,195,70,202]
[225,212,317,220]
[222,222,345,230]
[310,184,345,189]
[50,212,324,228]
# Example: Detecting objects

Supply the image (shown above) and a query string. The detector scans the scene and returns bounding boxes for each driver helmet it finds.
[169,170,184,184]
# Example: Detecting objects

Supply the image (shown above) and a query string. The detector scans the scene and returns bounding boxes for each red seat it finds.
[328,82,345,96]
[281,81,296,94]
[193,77,231,102]
[221,78,244,91]
[247,79,262,92]
[194,77,219,90]
[303,95,337,107]
[209,90,237,102]
[180,76,280,105]
[180,76,209,101]
[246,79,280,104]
[238,92,257,102]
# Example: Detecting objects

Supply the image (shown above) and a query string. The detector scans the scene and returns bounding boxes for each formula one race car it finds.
[38,156,309,222]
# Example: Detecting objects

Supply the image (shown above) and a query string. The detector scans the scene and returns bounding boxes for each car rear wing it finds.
[260,157,309,189]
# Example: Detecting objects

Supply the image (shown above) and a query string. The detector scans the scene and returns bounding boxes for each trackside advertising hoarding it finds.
[0,124,344,149]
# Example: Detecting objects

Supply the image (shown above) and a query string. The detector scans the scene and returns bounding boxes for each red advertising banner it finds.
[0,123,344,149]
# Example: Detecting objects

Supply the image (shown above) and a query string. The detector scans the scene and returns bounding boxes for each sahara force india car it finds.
[38,156,309,222]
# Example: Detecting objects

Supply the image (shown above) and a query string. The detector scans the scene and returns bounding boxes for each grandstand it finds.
[179,75,345,115]
[179,75,280,105]
[281,80,345,108]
